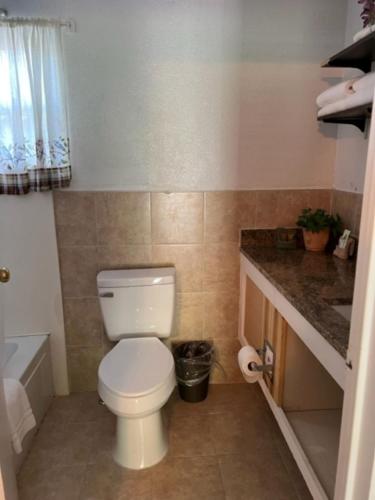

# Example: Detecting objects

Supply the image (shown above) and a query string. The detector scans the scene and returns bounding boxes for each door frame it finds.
[334,94,375,500]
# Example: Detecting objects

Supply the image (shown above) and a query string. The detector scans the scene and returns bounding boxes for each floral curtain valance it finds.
[0,22,71,194]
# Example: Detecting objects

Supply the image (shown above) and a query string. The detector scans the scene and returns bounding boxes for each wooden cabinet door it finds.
[244,276,286,406]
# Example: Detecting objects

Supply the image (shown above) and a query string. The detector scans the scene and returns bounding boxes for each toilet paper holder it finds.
[247,361,273,373]
[248,345,274,375]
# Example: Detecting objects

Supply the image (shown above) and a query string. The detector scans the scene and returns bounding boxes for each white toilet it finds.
[97,267,176,470]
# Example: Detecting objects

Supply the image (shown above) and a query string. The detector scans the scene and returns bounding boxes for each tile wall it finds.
[331,190,363,237]
[54,189,331,392]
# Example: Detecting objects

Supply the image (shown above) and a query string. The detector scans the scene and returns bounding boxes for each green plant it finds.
[296,208,341,234]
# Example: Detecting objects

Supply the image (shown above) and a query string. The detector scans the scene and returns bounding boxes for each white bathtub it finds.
[3,334,53,471]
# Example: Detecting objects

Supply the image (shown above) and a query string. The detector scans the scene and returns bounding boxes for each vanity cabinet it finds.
[243,276,287,405]
[241,272,343,499]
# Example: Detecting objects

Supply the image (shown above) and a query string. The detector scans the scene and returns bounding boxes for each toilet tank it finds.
[97,268,176,341]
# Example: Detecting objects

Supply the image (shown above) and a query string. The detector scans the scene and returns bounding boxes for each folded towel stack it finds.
[317,72,375,118]
[4,378,36,454]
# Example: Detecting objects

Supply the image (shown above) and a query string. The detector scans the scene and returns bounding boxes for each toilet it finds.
[97,267,176,470]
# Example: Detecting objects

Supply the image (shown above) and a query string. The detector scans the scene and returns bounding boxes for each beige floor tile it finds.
[18,384,310,500]
[168,414,216,458]
[25,421,98,469]
[80,461,153,500]
[219,450,298,500]
[44,391,110,425]
[209,405,278,455]
[151,456,225,500]
[18,464,86,500]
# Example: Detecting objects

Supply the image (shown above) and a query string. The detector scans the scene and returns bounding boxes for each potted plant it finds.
[296,208,341,252]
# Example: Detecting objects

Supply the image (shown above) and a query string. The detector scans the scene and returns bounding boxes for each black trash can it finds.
[173,341,214,403]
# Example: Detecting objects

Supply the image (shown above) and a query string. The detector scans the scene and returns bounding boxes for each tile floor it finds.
[18,384,312,500]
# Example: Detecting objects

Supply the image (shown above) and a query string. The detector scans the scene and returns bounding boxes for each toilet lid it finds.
[99,337,175,397]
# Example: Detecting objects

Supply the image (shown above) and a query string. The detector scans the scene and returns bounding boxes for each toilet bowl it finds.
[98,337,175,469]
[97,267,176,469]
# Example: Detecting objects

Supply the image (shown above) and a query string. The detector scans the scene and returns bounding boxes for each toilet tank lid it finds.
[97,267,175,288]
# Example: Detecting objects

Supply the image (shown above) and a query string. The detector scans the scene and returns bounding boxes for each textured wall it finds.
[54,189,331,392]
[11,0,345,191]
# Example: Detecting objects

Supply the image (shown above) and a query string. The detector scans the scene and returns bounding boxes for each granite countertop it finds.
[241,242,356,359]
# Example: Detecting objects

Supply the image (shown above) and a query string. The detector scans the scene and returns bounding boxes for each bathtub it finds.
[3,334,53,471]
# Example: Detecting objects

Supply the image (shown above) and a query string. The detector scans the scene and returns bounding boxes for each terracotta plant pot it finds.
[302,228,329,252]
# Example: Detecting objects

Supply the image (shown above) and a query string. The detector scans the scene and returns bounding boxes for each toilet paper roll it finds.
[238,345,263,383]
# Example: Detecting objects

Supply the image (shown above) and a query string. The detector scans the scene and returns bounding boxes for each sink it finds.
[331,304,352,322]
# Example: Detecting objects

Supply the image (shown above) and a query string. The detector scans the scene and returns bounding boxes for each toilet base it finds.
[113,410,168,469]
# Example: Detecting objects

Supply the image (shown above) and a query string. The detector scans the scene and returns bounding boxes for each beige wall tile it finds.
[64,298,102,347]
[276,190,310,227]
[204,191,239,243]
[331,190,358,234]
[151,193,204,244]
[238,191,257,229]
[174,293,205,340]
[54,192,96,246]
[67,346,103,392]
[54,192,96,227]
[203,243,239,291]
[96,245,152,271]
[152,245,203,292]
[59,246,97,298]
[255,190,279,228]
[203,290,239,339]
[95,192,151,245]
[308,189,332,212]
[56,224,97,247]
[210,338,243,383]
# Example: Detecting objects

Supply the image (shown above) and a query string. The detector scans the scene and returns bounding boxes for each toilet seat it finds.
[98,337,175,418]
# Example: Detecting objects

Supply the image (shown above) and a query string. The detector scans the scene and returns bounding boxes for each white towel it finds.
[316,79,358,108]
[353,25,375,43]
[317,85,374,117]
[3,378,36,454]
[352,72,375,93]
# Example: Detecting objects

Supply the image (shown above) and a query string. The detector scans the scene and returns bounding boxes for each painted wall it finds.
[333,0,369,193]
[10,0,345,191]
[0,194,69,395]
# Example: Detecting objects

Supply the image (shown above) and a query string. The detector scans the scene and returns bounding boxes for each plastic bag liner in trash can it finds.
[173,341,214,403]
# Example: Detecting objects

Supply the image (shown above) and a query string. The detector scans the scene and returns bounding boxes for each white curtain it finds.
[0,21,71,194]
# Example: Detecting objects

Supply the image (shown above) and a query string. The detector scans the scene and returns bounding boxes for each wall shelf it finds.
[319,33,375,131]
[322,31,375,73]
[318,103,372,132]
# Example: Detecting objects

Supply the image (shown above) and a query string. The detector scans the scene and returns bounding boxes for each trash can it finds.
[173,341,214,403]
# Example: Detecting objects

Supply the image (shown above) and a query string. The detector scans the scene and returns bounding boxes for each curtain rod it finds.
[0,10,75,32]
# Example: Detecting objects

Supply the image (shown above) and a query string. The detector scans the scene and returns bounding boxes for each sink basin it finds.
[331,304,352,322]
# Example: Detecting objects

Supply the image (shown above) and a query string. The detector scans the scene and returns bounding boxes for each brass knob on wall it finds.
[0,267,10,283]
